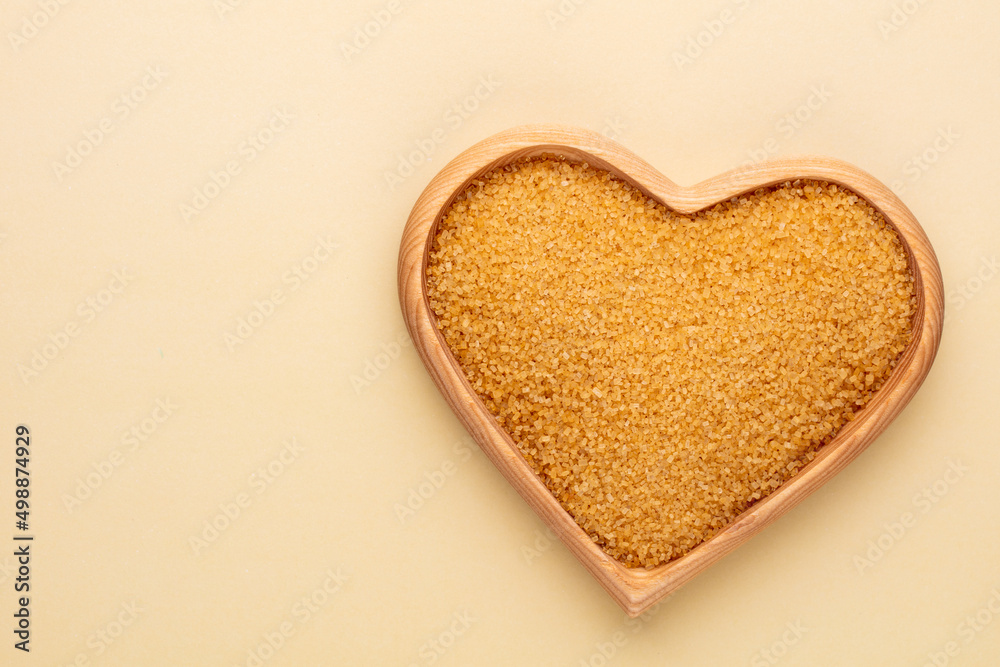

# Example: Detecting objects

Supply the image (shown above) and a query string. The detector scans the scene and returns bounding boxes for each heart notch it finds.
[398,125,943,616]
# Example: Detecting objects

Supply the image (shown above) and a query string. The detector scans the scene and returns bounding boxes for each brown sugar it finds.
[426,157,916,568]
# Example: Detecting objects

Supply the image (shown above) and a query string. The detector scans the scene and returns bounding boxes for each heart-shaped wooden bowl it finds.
[397,125,943,617]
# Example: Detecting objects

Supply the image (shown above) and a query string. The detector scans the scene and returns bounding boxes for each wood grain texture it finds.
[397,125,944,617]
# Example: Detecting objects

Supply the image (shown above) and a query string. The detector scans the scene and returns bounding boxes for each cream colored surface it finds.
[1,1,997,665]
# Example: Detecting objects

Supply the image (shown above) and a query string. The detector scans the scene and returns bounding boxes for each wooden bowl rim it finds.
[397,124,944,616]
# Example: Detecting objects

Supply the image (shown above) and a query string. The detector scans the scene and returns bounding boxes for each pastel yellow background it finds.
[2,1,998,665]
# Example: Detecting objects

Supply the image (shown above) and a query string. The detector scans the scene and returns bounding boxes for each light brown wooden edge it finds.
[397,124,944,617]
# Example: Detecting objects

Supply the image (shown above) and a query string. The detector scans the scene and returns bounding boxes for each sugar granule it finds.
[426,157,916,568]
